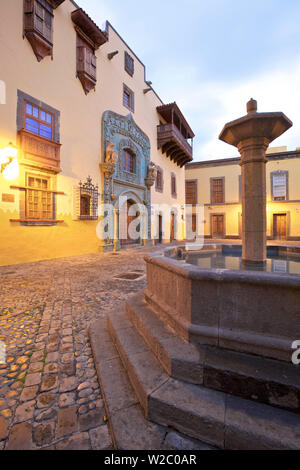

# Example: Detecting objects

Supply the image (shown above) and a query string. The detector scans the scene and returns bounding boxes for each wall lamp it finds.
[0,142,19,180]
[107,50,119,60]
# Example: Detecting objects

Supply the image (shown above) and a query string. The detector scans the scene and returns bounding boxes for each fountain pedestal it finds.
[219,99,292,263]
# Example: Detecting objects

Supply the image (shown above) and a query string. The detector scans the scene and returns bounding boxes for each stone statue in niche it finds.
[145,162,157,189]
[147,162,157,180]
[105,142,118,164]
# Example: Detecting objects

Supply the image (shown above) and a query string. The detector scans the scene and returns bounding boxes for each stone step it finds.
[126,292,300,413]
[107,311,300,450]
[89,317,215,451]
[126,292,204,384]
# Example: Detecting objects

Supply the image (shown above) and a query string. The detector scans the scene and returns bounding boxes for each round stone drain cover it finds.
[114,273,143,280]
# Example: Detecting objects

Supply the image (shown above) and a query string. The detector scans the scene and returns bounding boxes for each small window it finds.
[125,51,134,76]
[123,84,134,112]
[272,172,288,201]
[211,178,224,204]
[156,168,163,192]
[186,180,197,204]
[122,149,135,173]
[25,102,53,140]
[80,194,91,217]
[78,177,99,220]
[171,173,177,197]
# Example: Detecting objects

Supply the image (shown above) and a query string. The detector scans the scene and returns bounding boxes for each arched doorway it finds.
[119,199,140,246]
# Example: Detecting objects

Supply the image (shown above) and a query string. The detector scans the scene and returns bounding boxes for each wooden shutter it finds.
[171,175,176,195]
[186,181,196,204]
[125,52,134,76]
[24,0,34,13]
[212,178,224,204]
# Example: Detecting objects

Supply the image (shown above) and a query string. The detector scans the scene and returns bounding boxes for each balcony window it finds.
[23,0,54,61]
[76,35,97,94]
[25,102,53,140]
[157,103,194,167]
[71,8,108,94]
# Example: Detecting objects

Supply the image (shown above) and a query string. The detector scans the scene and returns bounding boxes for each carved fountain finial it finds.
[247,98,257,114]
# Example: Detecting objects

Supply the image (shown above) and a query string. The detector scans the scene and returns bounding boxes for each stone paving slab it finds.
[0,245,167,450]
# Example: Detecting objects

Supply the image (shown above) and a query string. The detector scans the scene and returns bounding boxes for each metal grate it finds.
[79,176,99,220]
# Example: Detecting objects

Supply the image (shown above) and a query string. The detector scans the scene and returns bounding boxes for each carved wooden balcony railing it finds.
[18,129,61,173]
[157,123,193,167]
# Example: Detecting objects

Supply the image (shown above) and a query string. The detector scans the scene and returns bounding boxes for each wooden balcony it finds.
[157,102,194,167]
[18,130,61,173]
[157,123,193,167]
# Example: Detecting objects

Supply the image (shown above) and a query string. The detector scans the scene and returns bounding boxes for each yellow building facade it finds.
[185,147,300,241]
[0,0,194,266]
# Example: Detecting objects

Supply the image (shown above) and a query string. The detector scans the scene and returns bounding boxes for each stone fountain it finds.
[219,99,292,264]
[90,101,300,450]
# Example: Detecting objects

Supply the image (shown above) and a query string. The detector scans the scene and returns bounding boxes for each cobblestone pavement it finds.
[0,245,165,450]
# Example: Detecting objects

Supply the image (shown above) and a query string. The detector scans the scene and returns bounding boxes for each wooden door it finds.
[120,201,138,245]
[211,214,224,238]
[273,214,287,240]
[170,213,175,241]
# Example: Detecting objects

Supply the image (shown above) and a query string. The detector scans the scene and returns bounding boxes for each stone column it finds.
[238,136,269,263]
[219,98,292,265]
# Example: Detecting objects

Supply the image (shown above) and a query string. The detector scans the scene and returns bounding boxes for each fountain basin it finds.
[144,245,300,363]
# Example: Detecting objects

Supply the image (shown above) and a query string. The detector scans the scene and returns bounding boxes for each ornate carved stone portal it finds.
[101,111,152,250]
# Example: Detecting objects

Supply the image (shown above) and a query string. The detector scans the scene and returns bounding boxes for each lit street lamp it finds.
[0,142,19,180]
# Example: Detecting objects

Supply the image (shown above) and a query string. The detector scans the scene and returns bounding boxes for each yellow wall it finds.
[186,154,300,239]
[0,0,186,265]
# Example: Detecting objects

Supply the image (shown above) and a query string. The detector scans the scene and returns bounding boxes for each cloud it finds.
[156,57,300,161]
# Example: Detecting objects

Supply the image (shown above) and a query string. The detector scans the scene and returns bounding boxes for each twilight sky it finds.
[78,0,300,161]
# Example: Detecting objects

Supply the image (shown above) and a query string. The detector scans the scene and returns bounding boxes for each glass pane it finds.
[40,111,46,121]
[32,106,39,118]
[40,124,52,139]
[26,103,33,115]
[26,118,39,135]
[46,113,52,124]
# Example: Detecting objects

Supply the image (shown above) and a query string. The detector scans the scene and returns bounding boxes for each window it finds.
[125,51,134,76]
[271,172,288,201]
[76,34,97,94]
[211,178,224,204]
[123,84,134,112]
[186,180,197,204]
[171,173,177,197]
[122,149,135,173]
[78,177,99,220]
[25,102,53,140]
[24,0,54,61]
[26,175,53,220]
[80,194,91,217]
[156,167,163,192]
